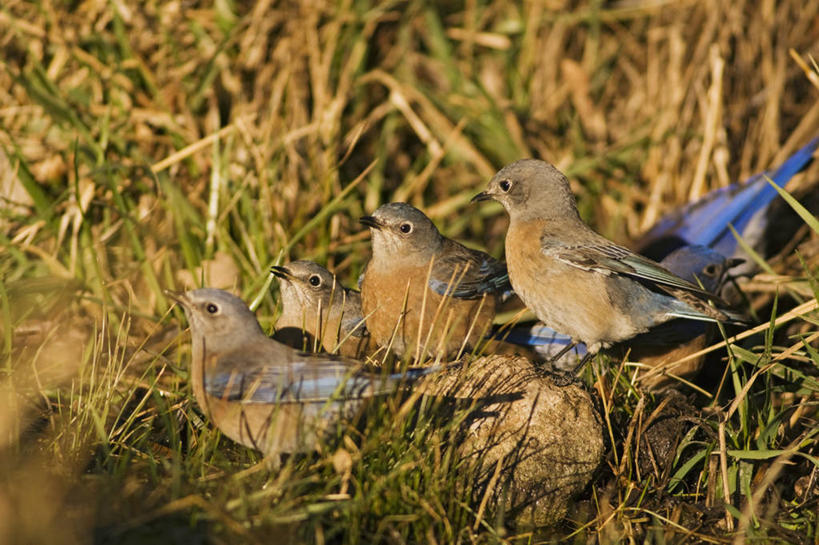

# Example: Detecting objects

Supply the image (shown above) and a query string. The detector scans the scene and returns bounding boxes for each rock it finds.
[422,355,604,527]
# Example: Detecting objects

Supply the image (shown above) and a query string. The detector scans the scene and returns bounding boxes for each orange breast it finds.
[362,263,495,360]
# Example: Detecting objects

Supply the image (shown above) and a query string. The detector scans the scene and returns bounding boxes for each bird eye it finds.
[703,264,719,277]
[399,222,413,234]
[499,180,512,192]
[309,274,322,287]
[206,303,219,314]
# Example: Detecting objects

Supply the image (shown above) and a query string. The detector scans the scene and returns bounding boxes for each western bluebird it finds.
[271,260,371,358]
[167,288,436,461]
[359,202,509,360]
[496,139,817,363]
[635,137,818,267]
[499,245,742,375]
[473,160,747,358]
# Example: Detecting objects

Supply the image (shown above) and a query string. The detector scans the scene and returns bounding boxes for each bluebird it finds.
[271,260,371,358]
[359,202,509,360]
[494,139,818,363]
[167,288,436,461]
[473,160,747,359]
[499,245,742,374]
[635,137,818,268]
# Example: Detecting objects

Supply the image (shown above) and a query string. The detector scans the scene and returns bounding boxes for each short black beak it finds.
[725,258,745,270]
[471,191,491,203]
[359,215,382,229]
[270,266,292,279]
[164,289,189,309]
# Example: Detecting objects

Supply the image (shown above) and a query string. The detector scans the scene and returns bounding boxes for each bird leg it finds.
[547,340,580,365]
[535,341,587,386]
[568,351,593,375]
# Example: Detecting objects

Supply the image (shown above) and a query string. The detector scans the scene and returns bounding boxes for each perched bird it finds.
[473,160,746,358]
[271,260,371,358]
[168,288,436,462]
[359,202,509,360]
[499,245,742,377]
[495,138,818,373]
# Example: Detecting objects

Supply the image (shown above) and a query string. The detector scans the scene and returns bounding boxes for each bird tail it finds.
[487,323,572,346]
[667,302,751,327]
[484,323,589,363]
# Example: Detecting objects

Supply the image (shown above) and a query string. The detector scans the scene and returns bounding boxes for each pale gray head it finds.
[271,260,341,315]
[359,202,443,263]
[168,288,265,352]
[473,159,580,223]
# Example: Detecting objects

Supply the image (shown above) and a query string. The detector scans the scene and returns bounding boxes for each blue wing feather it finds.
[637,137,818,259]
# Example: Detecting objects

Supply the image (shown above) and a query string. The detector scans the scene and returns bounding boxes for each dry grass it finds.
[2,0,819,543]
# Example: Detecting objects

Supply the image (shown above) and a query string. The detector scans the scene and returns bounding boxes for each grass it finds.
[1,0,819,542]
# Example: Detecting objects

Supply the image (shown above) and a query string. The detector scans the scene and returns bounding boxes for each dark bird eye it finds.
[703,264,719,277]
[499,180,512,192]
[399,223,412,234]
[309,274,322,287]
[206,303,219,314]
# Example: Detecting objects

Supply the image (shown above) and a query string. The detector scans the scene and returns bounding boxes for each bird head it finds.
[360,202,443,262]
[473,159,579,222]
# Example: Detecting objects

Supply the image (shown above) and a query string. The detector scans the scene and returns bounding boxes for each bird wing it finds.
[204,349,435,404]
[427,241,510,299]
[204,349,370,403]
[543,238,749,323]
[541,237,719,299]
[339,314,368,338]
[634,137,818,260]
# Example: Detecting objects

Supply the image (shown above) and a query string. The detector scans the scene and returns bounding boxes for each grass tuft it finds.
[1,0,819,542]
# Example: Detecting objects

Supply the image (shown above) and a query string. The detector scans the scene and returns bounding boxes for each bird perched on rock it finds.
[271,260,371,358]
[498,244,743,381]
[359,202,509,360]
[493,138,818,377]
[168,288,436,463]
[473,160,747,359]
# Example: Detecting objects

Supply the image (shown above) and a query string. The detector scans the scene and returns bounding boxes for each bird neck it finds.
[509,192,583,225]
[189,334,210,417]
[371,242,437,270]
[511,207,584,230]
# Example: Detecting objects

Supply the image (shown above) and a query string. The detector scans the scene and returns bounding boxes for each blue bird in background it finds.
[493,137,818,375]
[634,137,819,265]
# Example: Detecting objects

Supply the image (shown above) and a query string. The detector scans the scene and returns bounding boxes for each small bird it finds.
[499,245,742,377]
[271,260,371,358]
[493,139,818,369]
[167,288,436,461]
[473,160,746,357]
[359,202,509,360]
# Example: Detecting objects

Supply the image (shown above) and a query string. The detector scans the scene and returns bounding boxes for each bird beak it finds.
[359,215,382,230]
[164,289,189,308]
[270,265,292,279]
[471,191,492,203]
[725,258,745,270]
